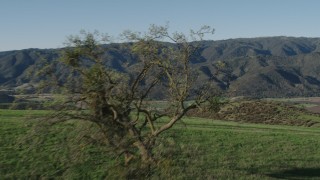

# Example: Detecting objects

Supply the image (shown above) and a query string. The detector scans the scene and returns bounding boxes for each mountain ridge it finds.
[2,36,320,98]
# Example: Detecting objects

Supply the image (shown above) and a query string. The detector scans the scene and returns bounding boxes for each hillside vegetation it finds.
[189,99,320,127]
[2,37,320,97]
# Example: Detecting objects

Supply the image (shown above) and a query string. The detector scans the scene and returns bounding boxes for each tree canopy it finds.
[38,24,219,177]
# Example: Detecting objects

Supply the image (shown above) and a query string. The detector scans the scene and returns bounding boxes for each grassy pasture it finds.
[1,109,320,179]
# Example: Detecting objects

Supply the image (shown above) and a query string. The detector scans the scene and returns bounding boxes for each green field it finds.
[1,110,320,179]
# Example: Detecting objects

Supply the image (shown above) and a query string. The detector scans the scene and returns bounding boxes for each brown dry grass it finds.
[188,100,320,127]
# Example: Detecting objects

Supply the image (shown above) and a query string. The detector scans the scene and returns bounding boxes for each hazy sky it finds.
[1,0,320,51]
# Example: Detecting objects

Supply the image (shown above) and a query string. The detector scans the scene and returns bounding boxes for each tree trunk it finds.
[124,152,134,166]
[134,140,155,164]
[128,128,155,164]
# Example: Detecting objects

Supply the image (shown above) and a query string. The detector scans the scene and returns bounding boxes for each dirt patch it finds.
[306,106,320,114]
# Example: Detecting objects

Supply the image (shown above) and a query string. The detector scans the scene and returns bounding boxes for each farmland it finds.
[1,109,320,179]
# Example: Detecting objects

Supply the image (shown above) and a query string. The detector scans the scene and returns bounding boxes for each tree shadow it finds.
[267,168,320,179]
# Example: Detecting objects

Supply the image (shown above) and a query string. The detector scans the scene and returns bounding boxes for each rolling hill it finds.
[1,36,320,98]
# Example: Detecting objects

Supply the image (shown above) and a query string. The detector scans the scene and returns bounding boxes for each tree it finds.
[41,25,216,177]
